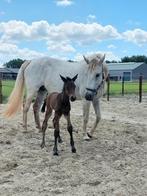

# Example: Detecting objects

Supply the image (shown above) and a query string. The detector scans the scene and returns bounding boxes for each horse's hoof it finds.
[53,151,59,156]
[22,124,27,130]
[83,134,90,141]
[40,143,45,148]
[87,132,92,139]
[58,138,63,143]
[72,148,76,153]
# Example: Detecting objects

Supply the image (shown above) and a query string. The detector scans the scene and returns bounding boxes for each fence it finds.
[106,74,147,102]
[0,74,147,104]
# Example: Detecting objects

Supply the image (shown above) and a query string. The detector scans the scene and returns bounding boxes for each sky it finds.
[0,0,147,66]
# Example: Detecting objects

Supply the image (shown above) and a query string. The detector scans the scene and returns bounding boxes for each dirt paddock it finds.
[0,95,147,196]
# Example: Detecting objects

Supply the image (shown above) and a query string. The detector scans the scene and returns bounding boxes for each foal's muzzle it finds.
[70,96,76,102]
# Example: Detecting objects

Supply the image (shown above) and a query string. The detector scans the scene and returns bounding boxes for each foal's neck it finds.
[61,91,69,103]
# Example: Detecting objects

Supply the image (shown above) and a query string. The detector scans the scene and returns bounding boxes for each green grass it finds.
[1,80,15,103]
[1,80,147,103]
[109,81,147,95]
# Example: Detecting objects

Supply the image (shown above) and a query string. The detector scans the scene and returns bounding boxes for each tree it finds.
[121,55,147,63]
[3,59,25,69]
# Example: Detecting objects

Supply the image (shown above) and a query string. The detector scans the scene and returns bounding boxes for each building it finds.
[0,68,19,80]
[108,62,147,81]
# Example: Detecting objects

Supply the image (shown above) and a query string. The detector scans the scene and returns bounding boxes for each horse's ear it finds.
[83,55,89,64]
[60,75,67,83]
[72,74,78,81]
[98,54,105,64]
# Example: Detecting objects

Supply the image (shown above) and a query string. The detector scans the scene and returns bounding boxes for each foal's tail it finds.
[4,60,31,117]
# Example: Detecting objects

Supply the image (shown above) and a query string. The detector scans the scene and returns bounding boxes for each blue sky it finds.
[0,0,147,65]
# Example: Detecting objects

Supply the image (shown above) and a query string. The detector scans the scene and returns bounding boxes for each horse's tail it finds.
[41,99,47,113]
[4,60,31,117]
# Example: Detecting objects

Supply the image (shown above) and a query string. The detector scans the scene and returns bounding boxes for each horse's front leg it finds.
[82,99,91,140]
[64,114,76,153]
[88,97,101,138]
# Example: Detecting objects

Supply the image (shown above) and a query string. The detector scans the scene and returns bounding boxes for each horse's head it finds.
[60,74,78,102]
[83,53,105,101]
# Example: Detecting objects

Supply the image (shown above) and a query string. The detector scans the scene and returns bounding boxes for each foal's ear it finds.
[72,74,78,81]
[60,75,67,83]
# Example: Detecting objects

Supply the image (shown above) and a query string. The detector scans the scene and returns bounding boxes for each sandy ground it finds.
[0,95,147,196]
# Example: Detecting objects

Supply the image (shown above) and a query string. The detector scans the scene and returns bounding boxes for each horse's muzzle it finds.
[70,96,76,102]
[85,92,94,101]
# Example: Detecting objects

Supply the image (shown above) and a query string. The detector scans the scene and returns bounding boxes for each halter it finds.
[86,64,104,95]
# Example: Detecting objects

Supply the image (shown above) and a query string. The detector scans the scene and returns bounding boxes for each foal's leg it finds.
[40,107,52,148]
[53,113,62,155]
[33,91,47,131]
[23,92,36,130]
[88,97,101,138]
[65,114,76,153]
[83,99,91,140]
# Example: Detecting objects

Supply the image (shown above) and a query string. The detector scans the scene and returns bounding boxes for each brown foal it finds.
[41,74,78,156]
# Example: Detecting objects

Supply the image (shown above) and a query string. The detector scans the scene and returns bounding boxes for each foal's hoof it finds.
[72,147,76,153]
[53,151,59,156]
[40,143,45,148]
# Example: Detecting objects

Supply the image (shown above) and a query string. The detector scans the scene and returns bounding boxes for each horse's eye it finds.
[96,73,100,78]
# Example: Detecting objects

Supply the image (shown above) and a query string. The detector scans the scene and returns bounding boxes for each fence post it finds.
[139,74,143,103]
[122,76,124,96]
[0,80,2,104]
[107,74,110,101]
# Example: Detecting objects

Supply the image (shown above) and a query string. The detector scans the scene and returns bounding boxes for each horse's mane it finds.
[87,53,104,71]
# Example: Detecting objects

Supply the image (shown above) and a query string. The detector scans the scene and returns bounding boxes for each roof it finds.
[108,62,143,71]
[0,68,19,74]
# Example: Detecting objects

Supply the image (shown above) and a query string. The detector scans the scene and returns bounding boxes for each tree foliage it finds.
[121,55,147,63]
[3,59,25,69]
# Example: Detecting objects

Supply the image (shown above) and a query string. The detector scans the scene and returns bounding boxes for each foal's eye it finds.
[96,73,100,78]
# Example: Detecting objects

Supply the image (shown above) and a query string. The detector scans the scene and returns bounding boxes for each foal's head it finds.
[60,74,78,102]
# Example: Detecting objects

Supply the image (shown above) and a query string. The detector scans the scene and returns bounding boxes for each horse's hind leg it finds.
[41,107,52,148]
[33,90,47,131]
[23,92,36,130]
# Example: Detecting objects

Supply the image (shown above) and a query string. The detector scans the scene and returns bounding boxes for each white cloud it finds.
[55,0,73,7]
[47,41,76,53]
[0,20,121,57]
[0,20,120,45]
[123,29,147,46]
[107,44,116,49]
[0,42,45,66]
[74,51,120,62]
[87,14,96,23]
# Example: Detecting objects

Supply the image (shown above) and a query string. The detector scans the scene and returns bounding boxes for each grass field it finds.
[1,80,147,103]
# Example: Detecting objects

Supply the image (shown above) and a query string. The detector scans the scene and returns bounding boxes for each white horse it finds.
[4,53,108,140]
